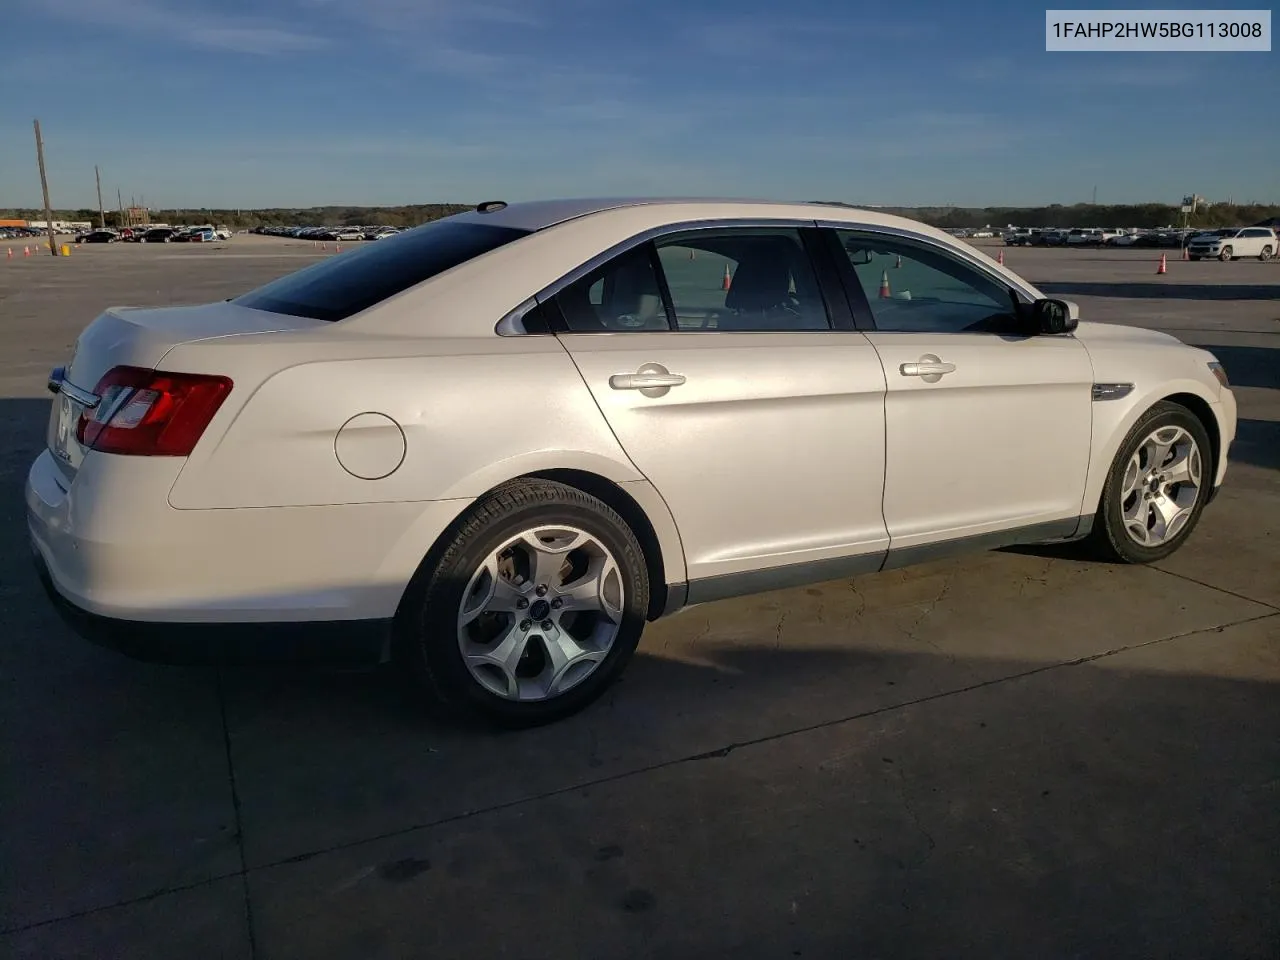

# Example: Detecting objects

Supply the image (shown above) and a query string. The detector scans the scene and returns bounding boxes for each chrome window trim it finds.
[493,218,818,336]
[813,218,1044,305]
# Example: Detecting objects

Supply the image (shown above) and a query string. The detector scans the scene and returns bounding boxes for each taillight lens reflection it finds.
[76,366,233,456]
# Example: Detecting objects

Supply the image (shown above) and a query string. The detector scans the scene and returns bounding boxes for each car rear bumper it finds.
[26,448,471,662]
[32,546,391,665]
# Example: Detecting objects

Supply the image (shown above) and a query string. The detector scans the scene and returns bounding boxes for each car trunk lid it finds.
[47,302,322,484]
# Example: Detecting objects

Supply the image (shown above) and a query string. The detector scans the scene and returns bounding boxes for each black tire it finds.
[1260,246,1273,262]
[1190,255,1201,261]
[1085,401,1213,564]
[394,479,649,727]
[1219,246,1232,261]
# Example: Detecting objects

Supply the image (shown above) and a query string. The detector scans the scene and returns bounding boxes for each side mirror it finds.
[1030,297,1078,334]
[844,246,874,266]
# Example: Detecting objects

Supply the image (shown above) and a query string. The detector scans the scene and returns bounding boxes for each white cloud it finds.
[35,0,328,54]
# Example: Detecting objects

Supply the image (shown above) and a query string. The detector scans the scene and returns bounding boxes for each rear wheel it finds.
[395,480,649,727]
[1260,246,1274,262]
[1086,402,1212,564]
[1219,246,1233,261]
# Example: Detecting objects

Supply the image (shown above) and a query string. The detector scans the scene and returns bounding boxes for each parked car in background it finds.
[142,228,178,243]
[1187,227,1277,261]
[29,197,1238,726]
[76,230,119,244]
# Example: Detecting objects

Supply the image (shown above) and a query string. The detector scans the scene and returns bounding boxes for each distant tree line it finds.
[4,201,1277,232]
[0,203,472,230]
[879,202,1280,230]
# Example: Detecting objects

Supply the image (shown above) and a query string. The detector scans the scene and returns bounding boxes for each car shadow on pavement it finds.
[1037,281,1280,301]
[9,631,1280,959]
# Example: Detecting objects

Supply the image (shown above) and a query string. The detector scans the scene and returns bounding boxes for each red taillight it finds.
[76,366,233,456]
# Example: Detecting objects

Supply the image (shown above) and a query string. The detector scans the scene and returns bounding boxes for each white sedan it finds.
[28,199,1238,726]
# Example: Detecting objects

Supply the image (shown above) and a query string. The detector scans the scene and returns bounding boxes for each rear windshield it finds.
[234,219,530,322]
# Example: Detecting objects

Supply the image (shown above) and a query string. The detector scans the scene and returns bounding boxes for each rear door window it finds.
[235,220,530,322]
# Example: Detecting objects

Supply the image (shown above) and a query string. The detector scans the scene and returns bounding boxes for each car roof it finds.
[448,197,906,233]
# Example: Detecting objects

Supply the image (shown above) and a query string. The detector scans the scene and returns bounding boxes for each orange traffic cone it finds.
[24,246,31,257]
[878,270,891,298]
[722,264,731,291]
[321,242,327,251]
[335,244,341,253]
[5,248,11,260]
[894,254,902,269]
[1182,245,1189,261]
[997,249,1005,265]
[1156,254,1167,275]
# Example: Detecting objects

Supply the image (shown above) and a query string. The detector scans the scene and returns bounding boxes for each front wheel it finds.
[1085,402,1213,564]
[1219,246,1233,261]
[394,480,650,727]
[1190,255,1201,261]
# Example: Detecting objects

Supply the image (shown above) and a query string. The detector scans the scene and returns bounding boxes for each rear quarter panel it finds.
[164,334,646,510]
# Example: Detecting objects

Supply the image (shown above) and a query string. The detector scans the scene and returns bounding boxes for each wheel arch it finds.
[392,469,686,628]
[1160,391,1221,487]
[1081,380,1222,518]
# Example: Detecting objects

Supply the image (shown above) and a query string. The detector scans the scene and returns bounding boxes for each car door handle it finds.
[610,373,686,389]
[609,363,686,395]
[899,355,955,382]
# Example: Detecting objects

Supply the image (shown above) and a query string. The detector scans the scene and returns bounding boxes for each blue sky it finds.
[2,0,1276,209]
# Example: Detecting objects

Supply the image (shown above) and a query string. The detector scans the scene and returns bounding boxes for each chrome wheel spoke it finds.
[557,555,623,621]
[459,557,528,625]
[464,625,530,700]
[1151,492,1192,541]
[520,528,589,589]
[541,624,605,697]
[1162,445,1201,487]
[1145,426,1183,472]
[1121,458,1142,499]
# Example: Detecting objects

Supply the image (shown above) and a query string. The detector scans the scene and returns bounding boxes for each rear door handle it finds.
[610,373,686,390]
[609,363,685,397]
[899,354,955,383]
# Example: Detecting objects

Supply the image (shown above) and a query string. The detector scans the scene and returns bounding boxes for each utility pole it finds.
[33,119,59,256]
[95,165,106,229]
[117,187,124,229]
[1092,185,1097,205]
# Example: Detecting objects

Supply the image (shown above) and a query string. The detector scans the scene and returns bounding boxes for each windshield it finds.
[233,219,531,322]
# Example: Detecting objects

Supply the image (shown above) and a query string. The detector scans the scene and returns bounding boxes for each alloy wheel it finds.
[1119,425,1202,547]
[457,525,624,701]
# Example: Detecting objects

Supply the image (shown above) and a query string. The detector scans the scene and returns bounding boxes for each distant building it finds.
[26,220,93,233]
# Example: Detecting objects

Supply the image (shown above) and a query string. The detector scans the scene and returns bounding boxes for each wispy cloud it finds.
[35,0,328,54]
[677,14,936,60]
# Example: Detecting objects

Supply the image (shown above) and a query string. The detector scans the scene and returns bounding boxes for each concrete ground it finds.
[1,237,1277,959]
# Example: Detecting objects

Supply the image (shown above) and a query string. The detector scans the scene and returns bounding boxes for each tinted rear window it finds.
[234,220,530,322]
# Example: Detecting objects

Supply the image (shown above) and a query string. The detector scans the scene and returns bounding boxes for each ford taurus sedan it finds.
[28,198,1237,726]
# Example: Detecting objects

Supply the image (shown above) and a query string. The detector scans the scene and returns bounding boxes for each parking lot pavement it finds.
[2,243,1277,958]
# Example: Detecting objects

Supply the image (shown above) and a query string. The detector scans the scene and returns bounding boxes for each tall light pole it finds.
[95,165,106,229]
[33,119,59,256]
